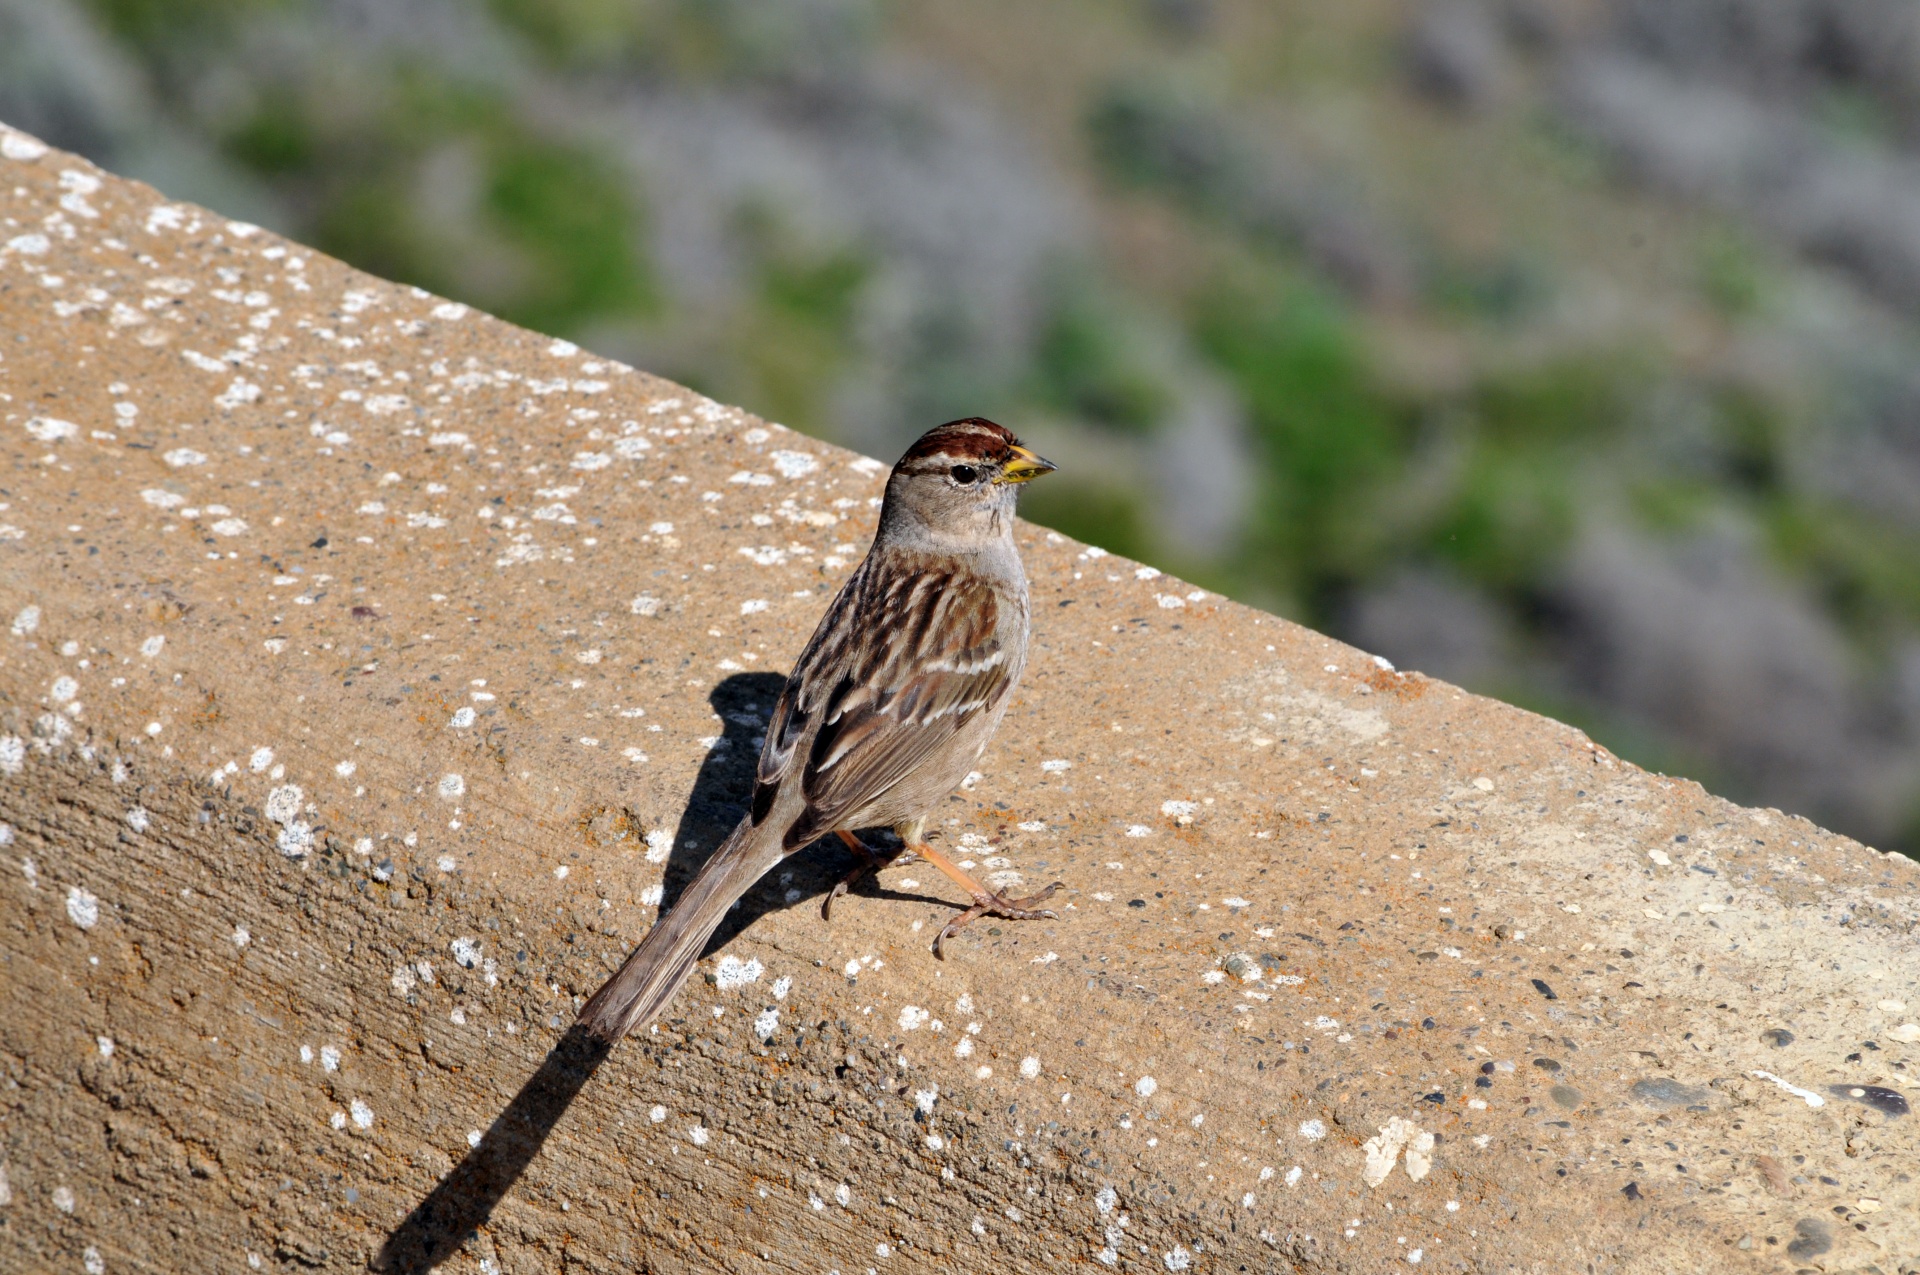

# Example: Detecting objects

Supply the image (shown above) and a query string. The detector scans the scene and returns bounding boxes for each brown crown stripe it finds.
[896,417,1021,467]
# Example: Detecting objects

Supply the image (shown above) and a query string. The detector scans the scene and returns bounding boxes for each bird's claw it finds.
[932,881,1064,960]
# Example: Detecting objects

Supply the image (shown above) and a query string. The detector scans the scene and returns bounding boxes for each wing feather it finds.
[749,555,1018,849]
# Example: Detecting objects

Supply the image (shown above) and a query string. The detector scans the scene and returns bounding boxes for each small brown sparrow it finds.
[579,418,1060,1043]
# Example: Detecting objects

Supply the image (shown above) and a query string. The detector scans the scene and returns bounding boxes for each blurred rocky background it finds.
[11,0,1920,859]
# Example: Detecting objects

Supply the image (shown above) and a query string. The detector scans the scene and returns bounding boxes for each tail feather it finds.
[577,817,780,1043]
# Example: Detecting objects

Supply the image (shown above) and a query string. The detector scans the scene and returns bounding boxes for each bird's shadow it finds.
[374,673,945,1271]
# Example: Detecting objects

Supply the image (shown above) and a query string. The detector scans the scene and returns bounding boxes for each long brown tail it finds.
[577,816,782,1043]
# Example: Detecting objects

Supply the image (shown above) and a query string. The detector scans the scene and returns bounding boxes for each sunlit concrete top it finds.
[2,122,1916,1274]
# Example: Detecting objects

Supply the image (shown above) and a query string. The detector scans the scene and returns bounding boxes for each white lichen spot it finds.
[639,883,664,906]
[644,829,672,863]
[770,450,819,479]
[1019,1056,1041,1079]
[450,707,476,729]
[50,676,79,704]
[264,785,303,825]
[330,1111,347,1130]
[467,1130,483,1148]
[630,594,661,617]
[1041,759,1071,773]
[66,886,99,929]
[1125,825,1152,838]
[834,1183,852,1207]
[753,1007,779,1041]
[714,955,764,990]
[52,1185,76,1213]
[649,1105,668,1123]
[771,976,792,1001]
[688,1125,710,1147]
[1,129,49,160]
[1095,1185,1118,1215]
[232,925,250,947]
[10,605,41,635]
[97,1035,114,1059]
[450,937,482,969]
[140,635,165,658]
[1299,1119,1328,1141]
[163,447,208,468]
[1160,800,1198,821]
[1135,1075,1158,1098]
[83,1247,105,1275]
[210,518,249,537]
[740,599,769,615]
[898,1005,931,1031]
[249,748,274,773]
[0,737,23,776]
[1164,1246,1191,1271]
[277,823,313,858]
[1361,1117,1435,1187]
[1285,1166,1303,1187]
[350,1099,374,1129]
[321,1046,340,1072]
[25,417,78,444]
[125,807,150,834]
[391,965,417,995]
[438,773,465,800]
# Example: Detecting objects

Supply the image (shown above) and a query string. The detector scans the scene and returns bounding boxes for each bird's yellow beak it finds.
[995,444,1058,485]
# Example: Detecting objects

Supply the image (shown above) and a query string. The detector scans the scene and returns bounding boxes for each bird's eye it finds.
[949,464,979,484]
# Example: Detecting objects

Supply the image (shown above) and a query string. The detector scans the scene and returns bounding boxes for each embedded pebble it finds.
[1630,1078,1708,1110]
[1828,1084,1909,1117]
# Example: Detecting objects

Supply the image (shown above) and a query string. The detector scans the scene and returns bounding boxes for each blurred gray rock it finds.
[1405,0,1515,110]
[0,0,147,159]
[1552,520,1904,833]
[1562,50,1920,314]
[1346,567,1511,687]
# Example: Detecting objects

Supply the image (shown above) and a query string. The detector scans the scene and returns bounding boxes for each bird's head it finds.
[878,417,1057,550]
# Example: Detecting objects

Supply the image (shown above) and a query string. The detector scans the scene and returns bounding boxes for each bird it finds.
[578,417,1061,1044]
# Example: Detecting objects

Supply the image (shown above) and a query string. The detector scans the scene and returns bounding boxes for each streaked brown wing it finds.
[755,560,1015,849]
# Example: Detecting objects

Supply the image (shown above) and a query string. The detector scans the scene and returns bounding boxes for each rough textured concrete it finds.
[1,123,1916,1275]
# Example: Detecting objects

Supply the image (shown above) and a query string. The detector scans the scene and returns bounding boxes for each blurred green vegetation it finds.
[1030,287,1171,435]
[218,68,655,335]
[1197,276,1407,614]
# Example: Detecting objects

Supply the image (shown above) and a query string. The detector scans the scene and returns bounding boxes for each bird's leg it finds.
[820,829,908,922]
[905,840,1063,960]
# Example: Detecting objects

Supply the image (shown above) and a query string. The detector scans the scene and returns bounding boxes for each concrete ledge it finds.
[2,124,1916,1274]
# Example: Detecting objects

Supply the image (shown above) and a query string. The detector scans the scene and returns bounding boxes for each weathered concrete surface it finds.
[0,123,1916,1275]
